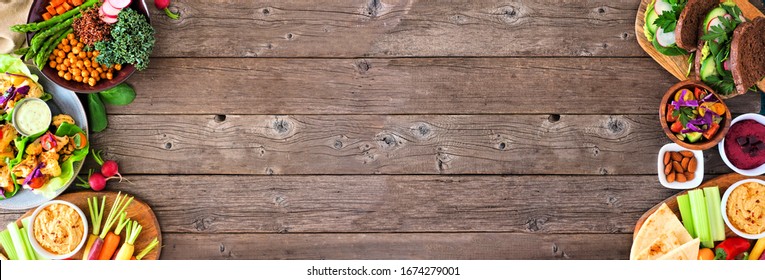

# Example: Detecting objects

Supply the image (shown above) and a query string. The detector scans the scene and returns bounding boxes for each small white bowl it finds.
[27,200,88,260]
[719,113,765,176]
[720,178,765,239]
[657,143,704,189]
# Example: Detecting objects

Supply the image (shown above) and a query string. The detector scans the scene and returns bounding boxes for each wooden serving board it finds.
[2,191,161,260]
[635,0,765,96]
[633,173,757,240]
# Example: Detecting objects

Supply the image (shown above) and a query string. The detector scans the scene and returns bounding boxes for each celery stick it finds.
[0,230,19,260]
[6,222,28,260]
[18,221,36,260]
[21,217,45,260]
[703,187,726,241]
[689,190,713,248]
[677,194,696,238]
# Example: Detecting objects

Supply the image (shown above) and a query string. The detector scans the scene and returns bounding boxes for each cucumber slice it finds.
[704,7,728,33]
[652,35,687,56]
[646,5,659,35]
[700,56,718,82]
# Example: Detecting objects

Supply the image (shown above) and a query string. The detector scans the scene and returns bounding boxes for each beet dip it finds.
[724,120,765,170]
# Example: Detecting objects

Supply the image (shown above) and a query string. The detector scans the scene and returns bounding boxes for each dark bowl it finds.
[659,80,732,150]
[26,0,151,93]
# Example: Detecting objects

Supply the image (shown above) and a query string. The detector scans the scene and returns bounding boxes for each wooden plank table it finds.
[2,0,764,259]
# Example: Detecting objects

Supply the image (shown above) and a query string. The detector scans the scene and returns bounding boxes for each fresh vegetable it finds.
[134,237,159,260]
[698,3,745,95]
[0,229,19,260]
[36,27,72,69]
[82,196,105,260]
[714,237,751,260]
[88,93,108,132]
[99,83,136,105]
[749,238,765,260]
[676,194,696,237]
[86,192,133,260]
[643,0,689,55]
[114,220,142,260]
[666,87,725,143]
[77,169,107,191]
[702,187,725,241]
[98,212,129,260]
[20,217,45,260]
[6,222,28,260]
[698,248,715,260]
[10,0,98,33]
[689,189,713,248]
[95,8,155,71]
[155,0,180,20]
[93,149,123,180]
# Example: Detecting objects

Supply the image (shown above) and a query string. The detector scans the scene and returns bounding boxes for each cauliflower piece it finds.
[26,83,43,99]
[53,135,69,153]
[0,124,17,152]
[39,151,61,177]
[26,142,43,156]
[11,155,37,179]
[52,114,75,128]
[0,166,14,194]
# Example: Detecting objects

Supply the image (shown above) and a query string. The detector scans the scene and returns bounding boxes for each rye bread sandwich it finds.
[695,1,764,96]
[644,0,718,55]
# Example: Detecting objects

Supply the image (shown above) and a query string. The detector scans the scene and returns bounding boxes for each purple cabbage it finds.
[22,163,45,188]
[0,187,4,198]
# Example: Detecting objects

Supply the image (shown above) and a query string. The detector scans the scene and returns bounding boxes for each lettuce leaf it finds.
[33,123,89,197]
[0,54,38,83]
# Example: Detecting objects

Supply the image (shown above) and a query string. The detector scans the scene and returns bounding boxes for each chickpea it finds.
[56,50,64,58]
[90,70,99,78]
[55,57,63,64]
[88,78,96,86]
[66,33,74,40]
[106,72,113,80]
[100,73,106,79]
[70,38,78,45]
[92,61,100,68]
[61,38,69,45]
[72,68,80,76]
[74,76,83,82]
[49,54,55,60]
[114,64,122,71]
[63,60,71,67]
[82,71,89,78]
[96,67,103,73]
[56,64,63,71]
[83,60,91,68]
[64,73,72,81]
[74,61,83,69]
[79,52,87,59]
[62,45,71,53]
[72,47,80,54]
[92,50,99,56]
[100,65,107,71]
[49,61,57,68]
[58,70,64,77]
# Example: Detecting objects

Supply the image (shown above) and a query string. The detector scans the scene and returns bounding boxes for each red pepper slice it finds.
[703,122,719,140]
[714,237,751,260]
[41,132,57,151]
[694,87,705,100]
[667,104,678,122]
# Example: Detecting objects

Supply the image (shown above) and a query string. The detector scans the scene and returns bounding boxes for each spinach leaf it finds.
[99,83,136,106]
[88,94,108,132]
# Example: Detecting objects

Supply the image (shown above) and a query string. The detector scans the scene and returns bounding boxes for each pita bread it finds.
[634,232,685,260]
[630,203,693,260]
[658,239,701,260]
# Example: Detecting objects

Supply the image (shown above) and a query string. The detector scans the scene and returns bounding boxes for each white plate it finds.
[720,178,765,239]
[0,66,88,210]
[657,143,704,189]
[718,113,765,176]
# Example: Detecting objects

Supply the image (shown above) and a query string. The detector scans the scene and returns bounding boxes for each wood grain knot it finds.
[164,142,173,150]
[214,115,226,123]
[262,8,270,15]
[525,217,547,232]
[548,114,560,123]
[273,119,291,134]
[286,33,294,40]
[365,0,382,17]
[494,5,523,24]
[376,133,401,149]
[334,140,344,149]
[193,217,215,231]
[356,60,371,73]
[605,117,628,135]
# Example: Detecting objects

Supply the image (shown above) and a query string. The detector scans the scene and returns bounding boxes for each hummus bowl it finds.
[720,179,765,240]
[27,200,88,259]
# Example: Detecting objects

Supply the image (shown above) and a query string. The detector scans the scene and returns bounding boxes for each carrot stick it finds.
[51,0,65,6]
[98,212,129,260]
[114,221,141,260]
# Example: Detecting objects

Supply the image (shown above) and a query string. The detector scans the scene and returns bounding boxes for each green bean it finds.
[88,94,108,133]
[10,0,98,33]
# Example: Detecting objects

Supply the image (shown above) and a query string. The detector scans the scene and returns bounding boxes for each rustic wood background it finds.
[2,0,764,260]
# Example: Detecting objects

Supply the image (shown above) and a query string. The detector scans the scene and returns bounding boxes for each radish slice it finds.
[107,0,132,9]
[723,60,731,71]
[656,27,676,47]
[99,6,117,19]
[654,0,672,15]
[101,1,122,17]
[100,9,118,24]
[707,17,723,32]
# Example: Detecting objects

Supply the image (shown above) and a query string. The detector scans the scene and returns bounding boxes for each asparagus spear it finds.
[30,15,79,55]
[10,0,98,33]
[36,28,72,69]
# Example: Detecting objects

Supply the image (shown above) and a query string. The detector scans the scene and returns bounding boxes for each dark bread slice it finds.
[730,17,765,95]
[676,0,719,51]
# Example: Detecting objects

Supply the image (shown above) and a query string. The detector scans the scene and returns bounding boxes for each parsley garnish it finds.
[653,0,688,31]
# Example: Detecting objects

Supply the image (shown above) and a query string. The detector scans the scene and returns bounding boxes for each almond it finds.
[663,152,671,165]
[680,151,694,157]
[681,157,690,169]
[688,157,698,173]
[670,152,683,162]
[676,173,687,182]
[667,172,676,183]
[673,161,683,173]
[685,172,694,181]
[664,163,673,175]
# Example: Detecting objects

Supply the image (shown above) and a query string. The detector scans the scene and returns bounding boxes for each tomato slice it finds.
[703,122,720,140]
[671,121,683,133]
[712,103,726,115]
[73,132,88,150]
[27,177,44,189]
[666,104,678,122]
[694,87,705,100]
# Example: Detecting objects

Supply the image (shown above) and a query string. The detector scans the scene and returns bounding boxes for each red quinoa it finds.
[72,8,112,46]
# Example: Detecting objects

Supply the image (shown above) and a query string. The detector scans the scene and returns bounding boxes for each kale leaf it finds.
[95,8,155,71]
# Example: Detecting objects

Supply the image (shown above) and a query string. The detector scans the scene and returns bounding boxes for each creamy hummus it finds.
[727,182,765,235]
[33,203,84,255]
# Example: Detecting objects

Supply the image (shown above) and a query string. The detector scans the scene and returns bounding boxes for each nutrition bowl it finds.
[720,179,765,240]
[657,143,704,189]
[25,0,150,93]
[27,200,88,259]
[718,114,765,176]
[659,80,731,150]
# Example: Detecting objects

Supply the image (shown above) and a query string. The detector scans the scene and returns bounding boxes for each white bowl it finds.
[720,179,765,239]
[657,143,704,189]
[27,200,89,260]
[718,113,765,176]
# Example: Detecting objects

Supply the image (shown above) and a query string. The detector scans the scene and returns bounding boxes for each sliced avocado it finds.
[700,56,718,82]
[703,7,728,33]
[652,36,688,56]
[646,5,659,35]
[686,132,703,143]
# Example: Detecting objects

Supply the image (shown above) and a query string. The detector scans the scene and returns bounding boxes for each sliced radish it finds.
[99,6,118,19]
[654,0,672,15]
[101,1,122,17]
[100,9,118,24]
[656,27,676,47]
[724,60,731,71]
[107,0,132,9]
[707,16,724,32]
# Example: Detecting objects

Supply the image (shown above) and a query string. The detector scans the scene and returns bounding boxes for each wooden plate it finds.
[634,173,757,240]
[1,191,161,260]
[635,0,765,98]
